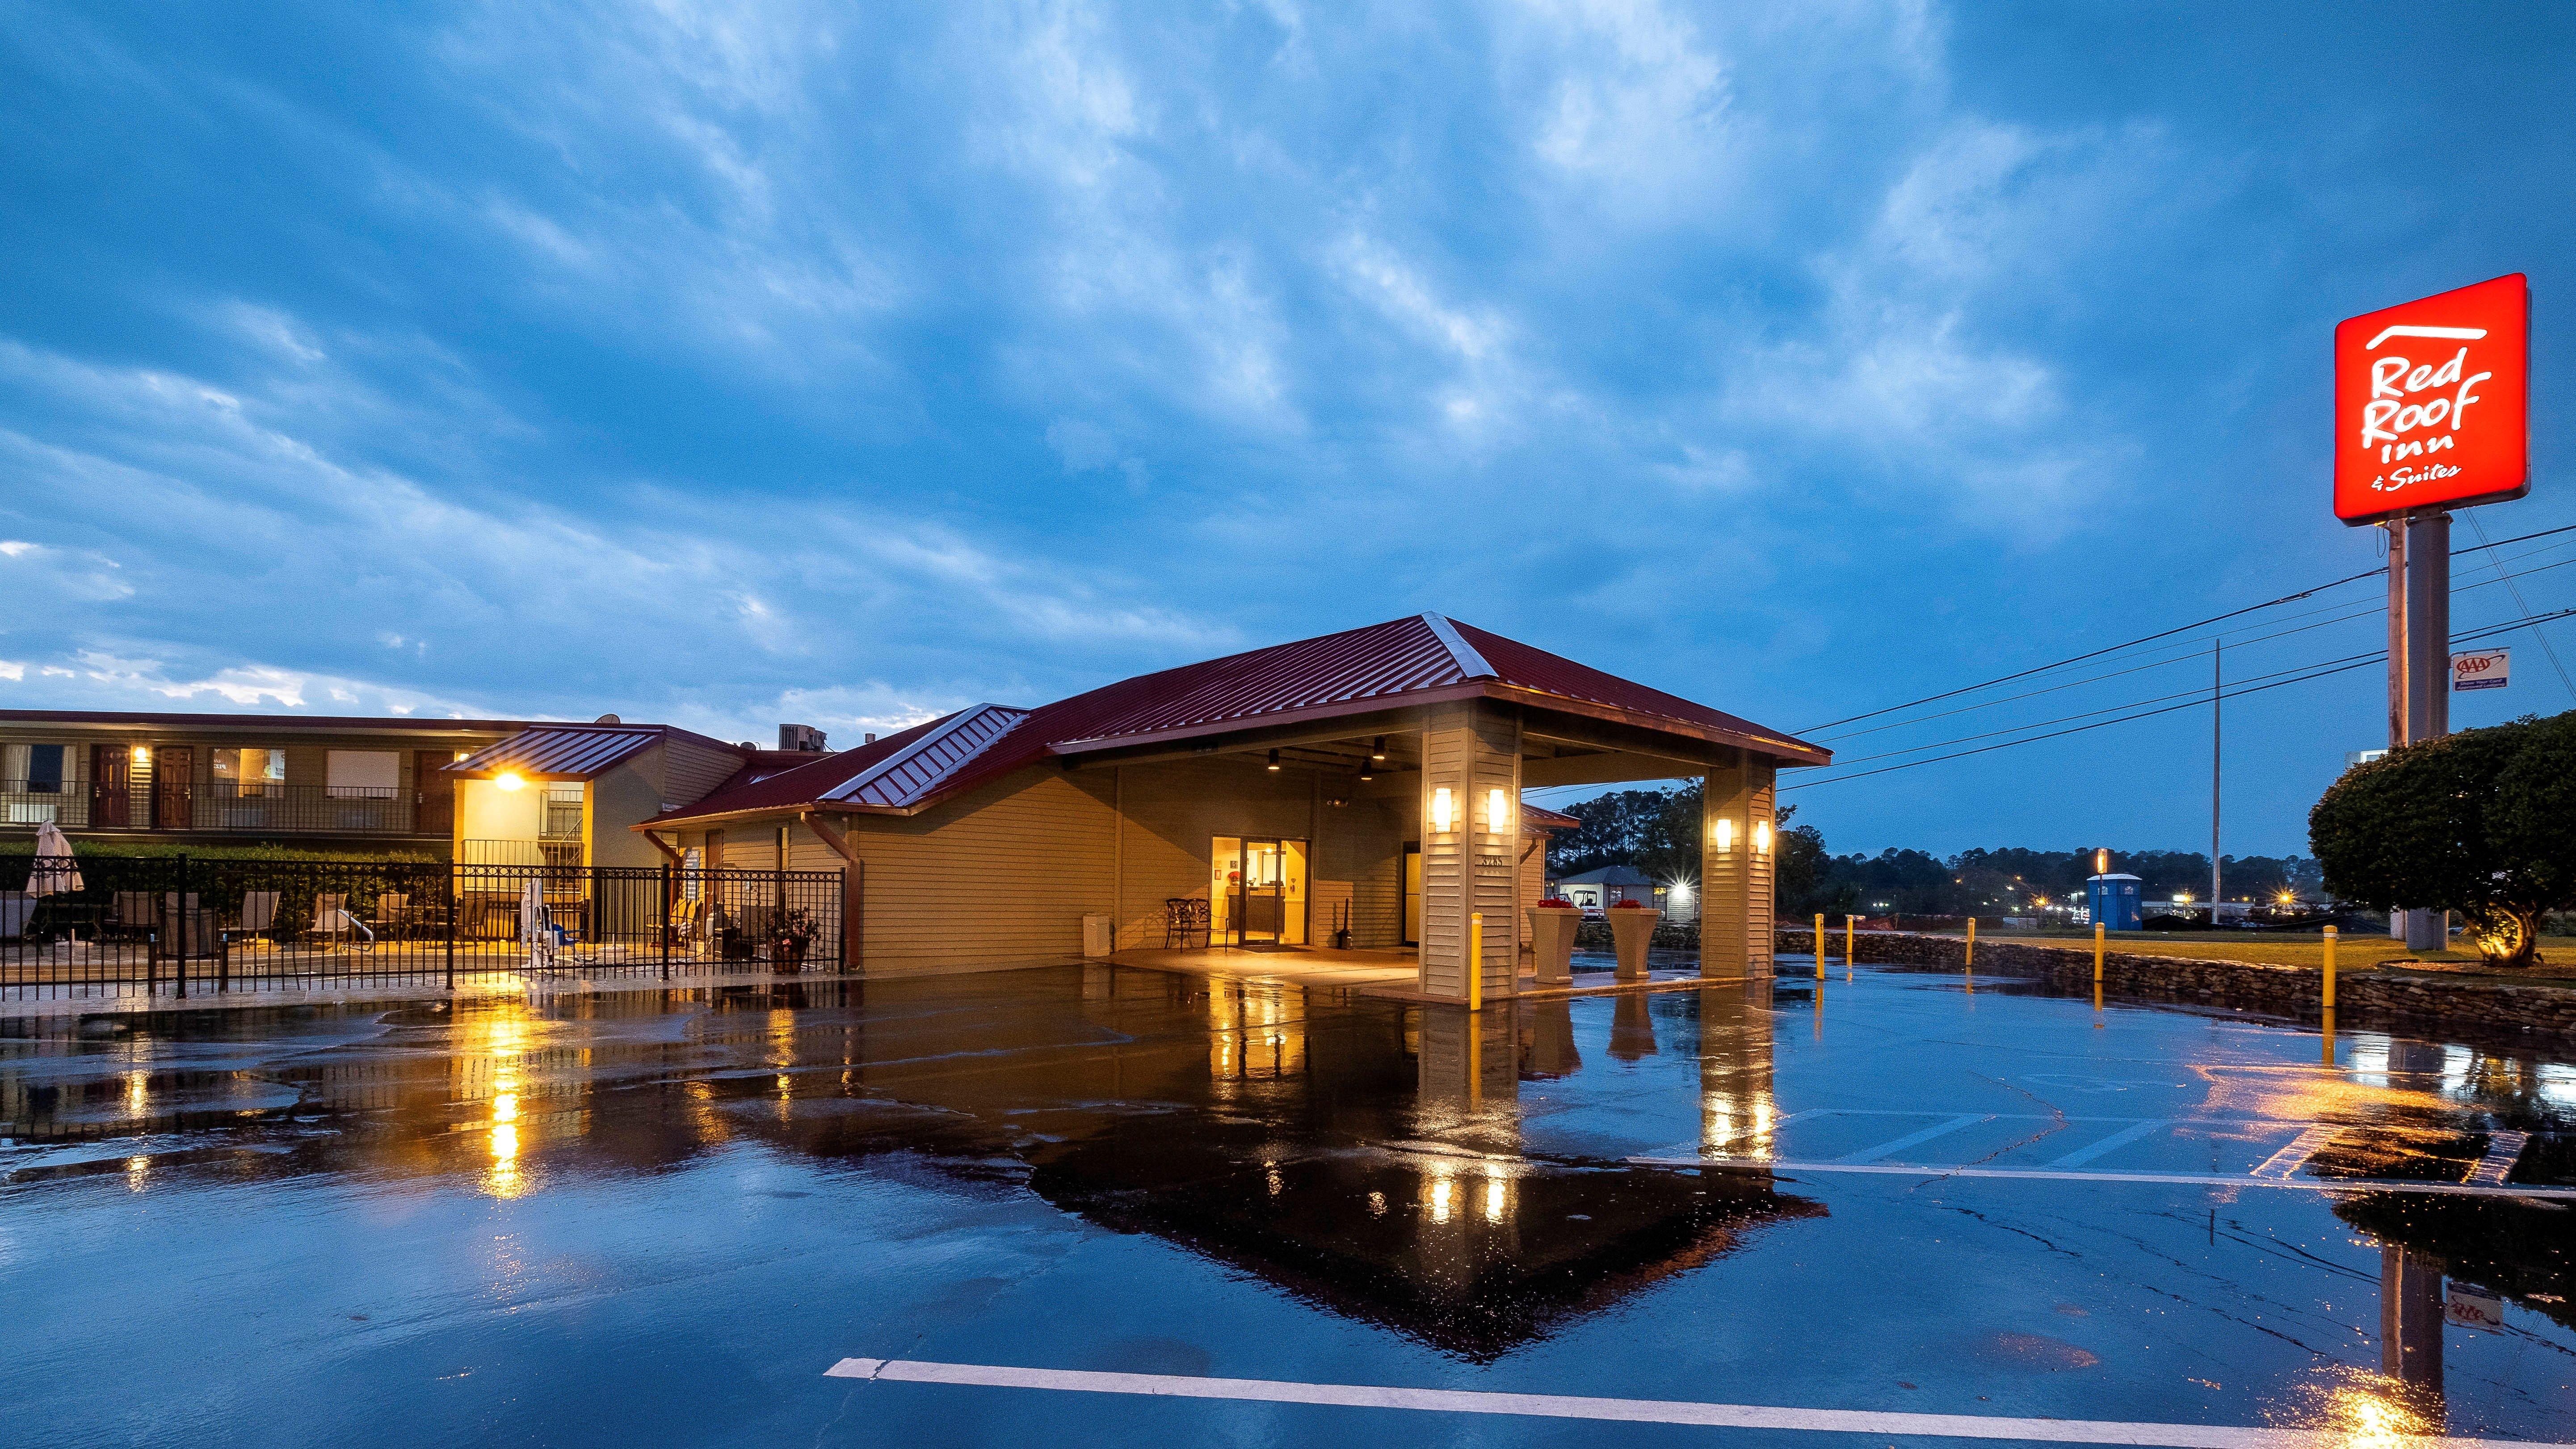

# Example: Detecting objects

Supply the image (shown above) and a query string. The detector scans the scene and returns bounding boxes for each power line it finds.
[1814,645,2388,769]
[1798,519,2576,735]
[1808,553,2576,745]
[1780,606,2576,792]
[2465,512,2576,703]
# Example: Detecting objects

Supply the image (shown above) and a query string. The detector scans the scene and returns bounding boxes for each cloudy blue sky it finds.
[4,2,2572,860]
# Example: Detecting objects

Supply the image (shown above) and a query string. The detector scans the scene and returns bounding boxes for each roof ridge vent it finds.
[1419,613,1497,681]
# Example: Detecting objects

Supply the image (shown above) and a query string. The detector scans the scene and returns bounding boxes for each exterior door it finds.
[90,745,130,827]
[153,746,193,830]
[1239,839,1285,940]
[1402,845,1422,945]
[414,751,456,838]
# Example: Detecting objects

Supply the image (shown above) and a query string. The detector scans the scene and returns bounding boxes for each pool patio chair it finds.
[307,893,374,947]
[226,890,280,950]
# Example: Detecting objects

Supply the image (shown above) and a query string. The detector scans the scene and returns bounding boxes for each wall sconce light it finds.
[131,745,150,764]
[1487,787,1509,839]
[1431,787,1454,833]
[1266,749,1281,772]
[1711,817,1733,852]
[494,771,526,792]
[1753,821,1771,855]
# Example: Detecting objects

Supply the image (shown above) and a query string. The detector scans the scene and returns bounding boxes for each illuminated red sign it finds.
[2334,273,2529,525]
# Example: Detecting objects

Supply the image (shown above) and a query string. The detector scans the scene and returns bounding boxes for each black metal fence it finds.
[0,855,845,1001]
[0,779,437,837]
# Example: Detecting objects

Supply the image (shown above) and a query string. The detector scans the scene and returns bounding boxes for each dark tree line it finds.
[1547,783,2322,918]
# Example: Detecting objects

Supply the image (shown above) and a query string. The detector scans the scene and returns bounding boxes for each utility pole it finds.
[2387,511,2453,950]
[2210,640,2221,926]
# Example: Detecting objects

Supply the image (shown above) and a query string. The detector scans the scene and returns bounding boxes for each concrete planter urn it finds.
[1606,902,1661,981]
[1527,900,1581,986]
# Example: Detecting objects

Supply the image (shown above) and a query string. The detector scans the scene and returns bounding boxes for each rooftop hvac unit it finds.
[778,723,828,753]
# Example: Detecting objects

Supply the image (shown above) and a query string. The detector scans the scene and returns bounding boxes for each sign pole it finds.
[2403,512,2450,951]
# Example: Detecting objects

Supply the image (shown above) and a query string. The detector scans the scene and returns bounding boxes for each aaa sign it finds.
[2334,273,2529,525]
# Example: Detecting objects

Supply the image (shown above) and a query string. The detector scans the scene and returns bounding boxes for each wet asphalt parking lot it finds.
[3,960,2572,1447]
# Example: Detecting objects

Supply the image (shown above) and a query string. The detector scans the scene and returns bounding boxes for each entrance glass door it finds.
[1210,836,1309,945]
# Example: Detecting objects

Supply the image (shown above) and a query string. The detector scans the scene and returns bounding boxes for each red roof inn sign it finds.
[2335,273,2530,525]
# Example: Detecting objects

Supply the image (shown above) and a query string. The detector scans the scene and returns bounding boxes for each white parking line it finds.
[822,1357,2569,1448]
[1841,1113,1992,1164]
[2249,1125,2338,1181]
[1624,1156,2576,1200]
[2049,1119,2169,1168]
[2466,1131,2531,1187]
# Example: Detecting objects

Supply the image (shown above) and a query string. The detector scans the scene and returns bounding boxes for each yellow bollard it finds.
[1966,917,1977,970]
[1815,913,1827,980]
[2320,1007,2336,1066]
[1468,912,1483,1012]
[2322,925,2338,1010]
[2093,921,2105,985]
[1845,914,1857,972]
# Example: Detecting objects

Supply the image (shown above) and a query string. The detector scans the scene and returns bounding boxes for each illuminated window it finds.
[212,748,286,797]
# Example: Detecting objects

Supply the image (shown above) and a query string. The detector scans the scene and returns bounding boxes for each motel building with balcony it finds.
[0,709,813,868]
[634,613,1828,1000]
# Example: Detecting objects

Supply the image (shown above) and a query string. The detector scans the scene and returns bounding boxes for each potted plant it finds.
[771,908,819,972]
[1606,898,1661,981]
[1527,896,1582,986]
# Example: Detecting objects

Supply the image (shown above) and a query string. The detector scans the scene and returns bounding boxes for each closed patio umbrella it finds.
[520,875,553,971]
[26,821,82,896]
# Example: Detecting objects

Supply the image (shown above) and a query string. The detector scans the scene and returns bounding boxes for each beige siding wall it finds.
[1517,827,1550,952]
[1416,702,1520,1000]
[1109,757,1320,950]
[1315,795,1408,948]
[817,766,1119,976]
[1701,753,1778,977]
[588,756,669,867]
[663,737,745,809]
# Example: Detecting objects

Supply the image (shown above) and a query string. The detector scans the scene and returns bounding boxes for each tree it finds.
[1773,803,1827,914]
[2309,711,2576,965]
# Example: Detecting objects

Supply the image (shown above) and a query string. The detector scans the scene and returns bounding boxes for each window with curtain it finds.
[325,750,400,798]
[5,744,65,793]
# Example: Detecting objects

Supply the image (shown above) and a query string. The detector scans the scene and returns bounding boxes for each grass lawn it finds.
[1938,928,2576,981]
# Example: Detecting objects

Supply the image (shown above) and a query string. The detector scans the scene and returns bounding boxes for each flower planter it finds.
[1606,905,1661,981]
[1527,902,1581,986]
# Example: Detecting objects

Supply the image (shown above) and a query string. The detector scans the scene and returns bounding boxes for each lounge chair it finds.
[156,893,214,957]
[376,891,410,942]
[226,890,279,949]
[308,893,373,946]
[110,891,158,943]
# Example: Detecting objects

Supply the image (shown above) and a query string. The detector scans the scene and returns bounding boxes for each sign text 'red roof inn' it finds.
[2334,272,2529,526]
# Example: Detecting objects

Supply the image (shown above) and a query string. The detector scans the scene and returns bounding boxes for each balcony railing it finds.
[0,779,433,837]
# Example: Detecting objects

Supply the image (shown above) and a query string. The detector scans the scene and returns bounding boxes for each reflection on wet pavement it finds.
[3,963,2573,1446]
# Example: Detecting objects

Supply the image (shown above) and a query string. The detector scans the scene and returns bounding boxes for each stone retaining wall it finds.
[1776,929,2576,1044]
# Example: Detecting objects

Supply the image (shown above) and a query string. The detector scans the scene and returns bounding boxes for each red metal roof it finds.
[1450,620,1816,756]
[637,712,961,823]
[1041,616,1465,746]
[638,613,1826,828]
[1523,803,1582,831]
[449,726,677,779]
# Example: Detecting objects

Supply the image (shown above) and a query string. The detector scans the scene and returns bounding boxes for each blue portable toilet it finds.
[2088,873,2143,931]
